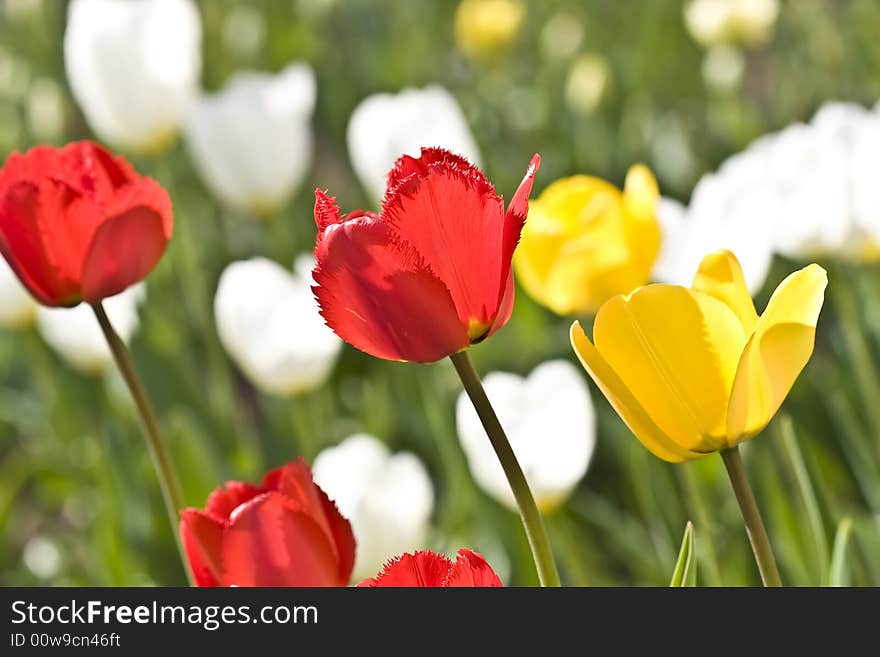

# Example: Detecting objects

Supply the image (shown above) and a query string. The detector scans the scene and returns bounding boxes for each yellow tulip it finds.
[514,165,661,316]
[570,249,827,462]
[454,0,525,60]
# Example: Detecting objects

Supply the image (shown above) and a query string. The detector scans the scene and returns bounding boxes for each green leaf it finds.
[669,521,696,587]
[828,517,853,587]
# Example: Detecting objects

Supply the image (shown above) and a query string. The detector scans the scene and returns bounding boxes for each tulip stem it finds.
[720,446,782,587]
[450,351,561,587]
[92,303,193,586]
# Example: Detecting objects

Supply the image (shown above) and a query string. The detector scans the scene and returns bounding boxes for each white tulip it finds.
[656,100,880,283]
[36,285,145,374]
[312,434,434,582]
[64,0,201,153]
[653,166,776,294]
[347,85,481,203]
[184,64,316,216]
[456,360,595,512]
[0,258,37,329]
[214,256,341,397]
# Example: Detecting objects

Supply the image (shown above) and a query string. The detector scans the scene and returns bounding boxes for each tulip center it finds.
[467,319,492,343]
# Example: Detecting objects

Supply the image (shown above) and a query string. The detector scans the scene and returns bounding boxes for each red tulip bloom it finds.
[359,549,503,587]
[0,141,172,307]
[179,459,355,587]
[313,148,539,362]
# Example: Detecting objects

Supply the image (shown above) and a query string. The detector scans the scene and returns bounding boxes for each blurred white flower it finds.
[312,434,434,582]
[653,172,776,294]
[214,256,341,397]
[64,0,201,153]
[184,64,316,216]
[564,54,610,116]
[347,85,481,203]
[701,44,745,91]
[0,258,37,329]
[684,0,779,48]
[36,285,145,374]
[655,100,880,287]
[23,536,61,580]
[456,360,595,512]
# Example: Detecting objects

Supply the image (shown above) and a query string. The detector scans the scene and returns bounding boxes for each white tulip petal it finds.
[214,256,340,397]
[347,85,481,204]
[185,64,315,215]
[0,258,37,329]
[658,99,880,277]
[64,0,201,152]
[36,285,145,374]
[456,360,595,511]
[313,434,434,582]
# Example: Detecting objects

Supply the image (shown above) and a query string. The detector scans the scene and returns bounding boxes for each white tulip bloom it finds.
[656,100,880,288]
[214,256,341,397]
[64,0,201,153]
[185,64,316,216]
[36,285,145,374]
[653,167,776,294]
[347,85,481,203]
[0,258,37,329]
[456,360,595,512]
[312,434,434,582]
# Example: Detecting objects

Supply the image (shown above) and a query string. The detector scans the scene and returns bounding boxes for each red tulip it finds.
[313,147,539,362]
[358,549,503,587]
[179,459,355,587]
[0,141,172,307]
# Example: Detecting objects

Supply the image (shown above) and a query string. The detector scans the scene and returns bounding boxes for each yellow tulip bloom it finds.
[570,249,827,462]
[454,0,525,60]
[514,165,661,316]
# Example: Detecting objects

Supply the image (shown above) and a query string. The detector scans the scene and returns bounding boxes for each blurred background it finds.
[1,0,879,586]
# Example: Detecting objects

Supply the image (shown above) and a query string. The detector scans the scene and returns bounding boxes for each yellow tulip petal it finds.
[570,321,698,462]
[622,164,659,219]
[515,201,569,311]
[621,164,662,274]
[537,175,621,227]
[691,249,758,334]
[593,285,748,452]
[726,264,828,441]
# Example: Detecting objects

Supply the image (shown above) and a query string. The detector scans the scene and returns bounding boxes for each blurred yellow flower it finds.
[454,0,525,60]
[570,250,827,462]
[514,165,661,315]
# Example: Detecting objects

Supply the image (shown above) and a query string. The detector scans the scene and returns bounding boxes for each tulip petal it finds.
[381,148,508,332]
[0,179,79,305]
[204,481,264,521]
[621,164,662,273]
[264,459,355,583]
[592,286,747,452]
[443,549,503,587]
[358,551,453,587]
[80,179,172,303]
[691,249,758,334]
[570,321,697,462]
[179,509,225,587]
[726,264,827,440]
[313,216,469,362]
[491,153,539,331]
[222,492,345,587]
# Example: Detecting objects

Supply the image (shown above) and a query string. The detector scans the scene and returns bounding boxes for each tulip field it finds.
[2,0,880,588]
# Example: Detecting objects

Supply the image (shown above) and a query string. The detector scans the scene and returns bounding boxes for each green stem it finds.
[449,351,561,587]
[92,303,193,586]
[677,464,723,586]
[720,446,782,587]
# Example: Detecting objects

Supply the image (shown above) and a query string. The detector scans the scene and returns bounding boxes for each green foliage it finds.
[1,0,879,586]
